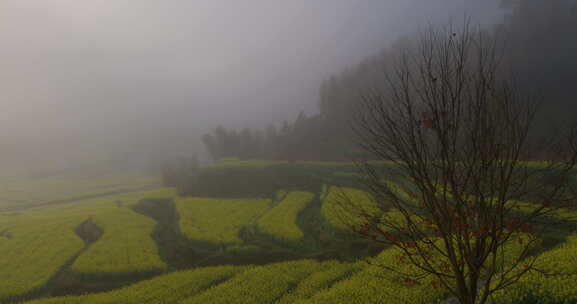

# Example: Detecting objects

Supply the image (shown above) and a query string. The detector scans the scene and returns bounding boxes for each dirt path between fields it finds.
[0,218,104,304]
[131,198,200,270]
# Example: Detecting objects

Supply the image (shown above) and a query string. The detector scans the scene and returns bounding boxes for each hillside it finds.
[0,161,574,303]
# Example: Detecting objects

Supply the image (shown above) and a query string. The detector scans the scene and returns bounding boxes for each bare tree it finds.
[346,23,577,304]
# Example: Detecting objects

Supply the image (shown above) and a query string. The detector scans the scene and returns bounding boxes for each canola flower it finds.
[176,197,271,247]
[256,191,314,246]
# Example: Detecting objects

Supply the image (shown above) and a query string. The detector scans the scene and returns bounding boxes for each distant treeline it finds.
[199,0,577,162]
[201,111,357,162]
[161,0,577,189]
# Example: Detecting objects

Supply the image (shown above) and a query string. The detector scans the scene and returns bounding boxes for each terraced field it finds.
[320,186,381,237]
[21,236,576,304]
[0,174,159,210]
[0,213,85,301]
[0,161,575,304]
[175,197,272,250]
[0,187,174,302]
[20,265,248,304]
[256,191,314,247]
[15,237,577,304]
[69,194,168,281]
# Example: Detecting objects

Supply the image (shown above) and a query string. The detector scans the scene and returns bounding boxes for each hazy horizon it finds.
[0,0,504,173]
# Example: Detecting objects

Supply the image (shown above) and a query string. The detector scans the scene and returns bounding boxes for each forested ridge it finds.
[198,0,577,162]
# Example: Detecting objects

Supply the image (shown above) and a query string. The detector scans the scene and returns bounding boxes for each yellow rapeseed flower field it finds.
[256,191,314,246]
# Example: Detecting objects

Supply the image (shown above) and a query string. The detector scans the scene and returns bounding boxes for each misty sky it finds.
[0,0,504,170]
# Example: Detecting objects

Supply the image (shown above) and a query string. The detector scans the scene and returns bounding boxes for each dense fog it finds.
[0,0,526,174]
